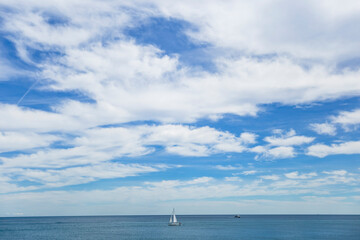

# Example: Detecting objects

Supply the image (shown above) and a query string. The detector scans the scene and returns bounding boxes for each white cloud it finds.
[3,0,360,61]
[331,109,360,130]
[1,0,135,48]
[307,141,360,157]
[239,132,257,144]
[215,165,243,171]
[268,146,295,158]
[144,177,214,188]
[224,176,243,182]
[252,146,295,159]
[285,171,317,179]
[268,170,359,190]
[241,170,257,175]
[0,179,37,194]
[270,179,300,188]
[0,146,114,169]
[251,130,313,160]
[2,2,360,127]
[166,144,209,156]
[0,104,83,133]
[2,194,358,216]
[187,177,214,184]
[0,131,59,153]
[44,56,360,125]
[1,171,359,215]
[261,175,280,181]
[143,0,360,61]
[264,129,314,146]
[0,57,25,81]
[310,109,360,134]
[0,1,360,214]
[83,125,252,157]
[323,170,347,176]
[0,122,261,196]
[310,123,336,135]
[0,124,255,169]
[2,163,168,189]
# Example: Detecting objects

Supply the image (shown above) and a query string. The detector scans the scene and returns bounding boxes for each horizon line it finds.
[2,213,360,218]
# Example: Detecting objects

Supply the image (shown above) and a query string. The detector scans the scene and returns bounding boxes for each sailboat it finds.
[168,208,181,226]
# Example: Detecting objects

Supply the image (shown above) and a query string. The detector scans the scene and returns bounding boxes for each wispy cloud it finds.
[285,171,317,179]
[1,170,359,215]
[260,175,280,181]
[1,163,171,192]
[215,165,243,171]
[241,170,258,175]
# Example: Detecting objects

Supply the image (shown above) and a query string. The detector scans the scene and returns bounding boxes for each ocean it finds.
[0,215,359,240]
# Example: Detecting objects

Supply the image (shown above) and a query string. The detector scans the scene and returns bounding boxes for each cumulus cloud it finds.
[309,109,360,134]
[331,109,360,130]
[264,129,314,146]
[268,146,295,158]
[307,141,360,158]
[310,123,337,135]
[251,145,295,159]
[249,130,314,160]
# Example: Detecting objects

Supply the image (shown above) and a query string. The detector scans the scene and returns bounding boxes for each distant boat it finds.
[234,214,241,218]
[168,208,181,226]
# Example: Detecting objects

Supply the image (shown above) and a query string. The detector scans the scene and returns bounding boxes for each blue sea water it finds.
[0,215,359,240]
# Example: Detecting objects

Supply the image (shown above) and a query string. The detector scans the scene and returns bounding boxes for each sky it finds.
[0,0,360,216]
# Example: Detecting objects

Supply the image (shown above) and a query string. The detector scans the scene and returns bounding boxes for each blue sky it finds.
[0,0,360,216]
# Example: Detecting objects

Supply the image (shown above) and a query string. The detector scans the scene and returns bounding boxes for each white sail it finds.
[170,208,177,223]
[168,208,181,226]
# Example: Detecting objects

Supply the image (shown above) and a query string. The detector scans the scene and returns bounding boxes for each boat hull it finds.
[168,222,181,226]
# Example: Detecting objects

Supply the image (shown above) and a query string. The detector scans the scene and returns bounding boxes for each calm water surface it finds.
[0,215,359,240]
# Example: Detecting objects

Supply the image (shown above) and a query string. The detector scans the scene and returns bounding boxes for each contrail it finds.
[17,80,39,105]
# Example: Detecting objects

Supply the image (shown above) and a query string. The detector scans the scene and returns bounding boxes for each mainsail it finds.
[169,208,177,223]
